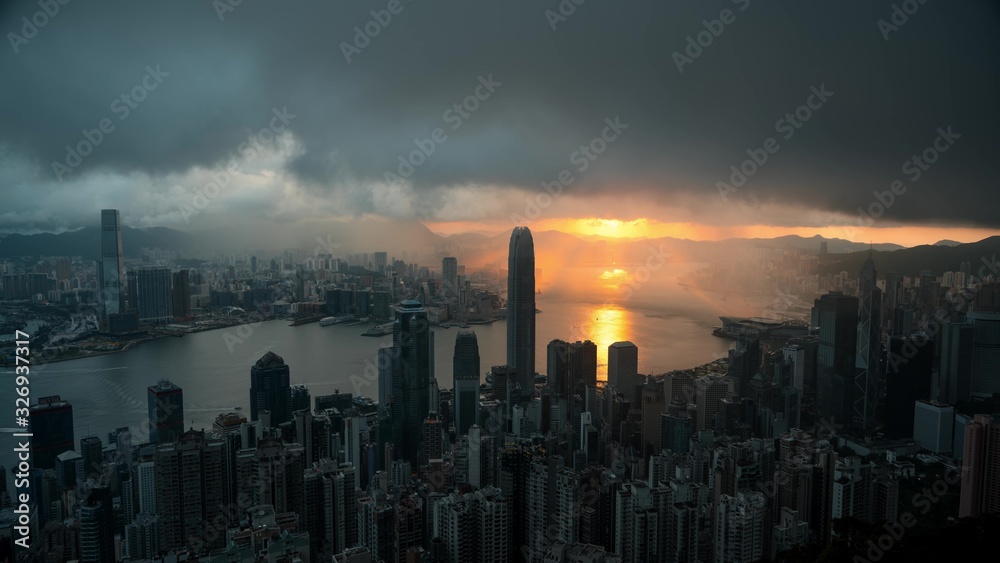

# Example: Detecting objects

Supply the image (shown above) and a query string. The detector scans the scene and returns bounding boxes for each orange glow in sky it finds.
[425,217,997,248]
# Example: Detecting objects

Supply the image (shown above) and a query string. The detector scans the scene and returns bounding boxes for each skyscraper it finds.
[608,341,639,401]
[99,209,125,317]
[442,257,458,294]
[29,395,74,471]
[250,351,292,427]
[939,322,974,404]
[171,269,190,318]
[453,330,481,436]
[854,253,881,431]
[547,339,569,398]
[148,379,184,445]
[885,335,933,439]
[392,299,432,465]
[507,226,535,402]
[136,267,173,324]
[567,340,597,398]
[813,292,858,425]
[959,414,1000,518]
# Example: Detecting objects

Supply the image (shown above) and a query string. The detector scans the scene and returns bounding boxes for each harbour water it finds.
[0,263,755,474]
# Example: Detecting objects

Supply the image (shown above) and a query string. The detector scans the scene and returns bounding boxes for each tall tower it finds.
[442,257,458,294]
[854,253,881,431]
[148,379,184,445]
[813,292,858,425]
[959,414,1000,518]
[392,299,431,465]
[249,351,292,427]
[453,330,481,437]
[507,226,536,402]
[99,209,125,317]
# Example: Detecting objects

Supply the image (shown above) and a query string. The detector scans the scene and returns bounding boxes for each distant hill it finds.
[934,239,962,247]
[819,236,1000,277]
[0,226,195,260]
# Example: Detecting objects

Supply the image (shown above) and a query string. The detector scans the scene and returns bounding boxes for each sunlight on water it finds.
[581,305,629,381]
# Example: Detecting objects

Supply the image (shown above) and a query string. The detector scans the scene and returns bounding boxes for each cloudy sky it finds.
[1,0,998,245]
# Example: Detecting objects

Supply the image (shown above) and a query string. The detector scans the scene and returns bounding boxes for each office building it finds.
[171,269,190,318]
[392,299,432,465]
[453,331,481,436]
[885,335,933,439]
[136,267,173,324]
[813,292,858,425]
[442,257,458,293]
[854,253,881,431]
[912,400,954,454]
[608,341,640,402]
[547,339,570,399]
[250,351,292,427]
[148,379,184,445]
[939,322,974,404]
[79,485,115,563]
[29,395,74,471]
[99,209,125,317]
[967,310,1000,397]
[567,340,597,399]
[507,226,536,401]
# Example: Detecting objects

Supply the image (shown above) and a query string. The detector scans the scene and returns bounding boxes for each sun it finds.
[574,218,651,239]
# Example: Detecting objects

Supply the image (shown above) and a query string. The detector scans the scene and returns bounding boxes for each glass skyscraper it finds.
[453,330,481,436]
[392,299,431,464]
[506,226,535,402]
[99,209,124,317]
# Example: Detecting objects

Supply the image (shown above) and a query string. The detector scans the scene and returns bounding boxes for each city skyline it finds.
[2,1,999,561]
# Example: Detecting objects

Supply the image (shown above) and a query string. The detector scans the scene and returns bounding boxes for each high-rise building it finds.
[250,351,292,427]
[813,292,858,425]
[148,379,184,445]
[729,333,761,398]
[714,491,767,563]
[79,485,115,563]
[507,226,536,402]
[854,253,881,431]
[392,299,432,465]
[154,430,227,552]
[967,310,1000,398]
[547,339,570,399]
[695,377,728,432]
[912,400,954,455]
[99,209,125,317]
[608,341,640,401]
[442,257,458,294]
[29,395,74,471]
[939,322,974,404]
[885,335,933,439]
[124,513,161,561]
[79,435,103,480]
[959,414,1000,518]
[432,486,509,563]
[171,269,190,318]
[567,340,597,398]
[136,267,173,324]
[453,331,481,436]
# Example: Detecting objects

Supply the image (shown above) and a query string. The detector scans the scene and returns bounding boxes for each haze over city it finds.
[1,1,999,563]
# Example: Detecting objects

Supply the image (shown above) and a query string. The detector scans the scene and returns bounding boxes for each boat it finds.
[320,314,354,326]
[362,323,393,337]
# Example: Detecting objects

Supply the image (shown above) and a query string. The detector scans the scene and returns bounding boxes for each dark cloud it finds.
[1,0,998,230]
